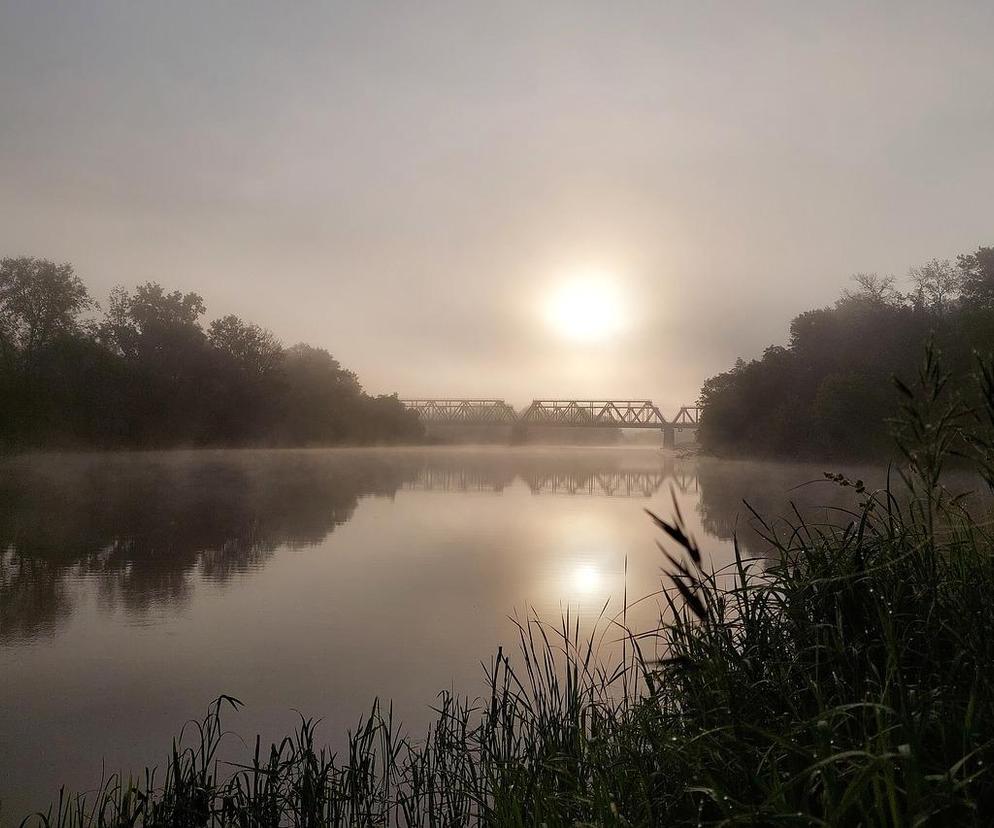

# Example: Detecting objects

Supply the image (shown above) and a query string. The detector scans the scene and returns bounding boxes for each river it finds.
[0,446,879,820]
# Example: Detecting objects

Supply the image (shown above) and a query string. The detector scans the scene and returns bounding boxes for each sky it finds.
[1,2,992,412]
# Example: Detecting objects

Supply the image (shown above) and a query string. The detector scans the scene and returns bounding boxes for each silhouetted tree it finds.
[208,315,282,374]
[957,246,994,308]
[98,283,214,443]
[699,244,994,458]
[0,257,96,442]
[840,272,899,307]
[0,257,93,371]
[908,259,959,315]
[0,261,424,449]
[280,344,364,444]
[206,315,285,442]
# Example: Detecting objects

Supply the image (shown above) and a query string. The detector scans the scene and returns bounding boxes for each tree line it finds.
[698,244,994,458]
[0,257,424,449]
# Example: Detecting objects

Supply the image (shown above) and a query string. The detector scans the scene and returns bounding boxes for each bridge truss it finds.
[520,400,665,428]
[401,399,701,430]
[400,399,518,425]
[671,406,702,427]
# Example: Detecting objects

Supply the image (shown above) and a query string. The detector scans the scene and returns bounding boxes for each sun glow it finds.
[544,272,626,343]
[571,563,602,594]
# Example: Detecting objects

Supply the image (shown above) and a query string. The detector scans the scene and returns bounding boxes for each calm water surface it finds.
[0,446,873,820]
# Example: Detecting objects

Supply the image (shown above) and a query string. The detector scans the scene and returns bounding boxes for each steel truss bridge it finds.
[400,399,701,445]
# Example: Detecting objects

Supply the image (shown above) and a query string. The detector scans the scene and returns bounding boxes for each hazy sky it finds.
[2,2,992,410]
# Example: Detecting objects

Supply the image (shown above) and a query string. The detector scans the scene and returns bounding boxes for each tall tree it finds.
[206,315,284,442]
[957,246,994,308]
[101,282,207,360]
[279,344,363,444]
[907,259,959,314]
[0,257,95,442]
[208,315,282,376]
[99,283,212,444]
[0,256,92,374]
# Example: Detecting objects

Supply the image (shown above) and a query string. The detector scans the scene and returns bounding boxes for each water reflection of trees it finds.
[0,451,417,641]
[694,459,818,543]
[693,459,956,559]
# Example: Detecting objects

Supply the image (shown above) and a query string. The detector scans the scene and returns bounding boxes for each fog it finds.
[2,2,993,410]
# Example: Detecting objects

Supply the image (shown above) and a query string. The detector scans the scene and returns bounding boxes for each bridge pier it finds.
[661,425,675,448]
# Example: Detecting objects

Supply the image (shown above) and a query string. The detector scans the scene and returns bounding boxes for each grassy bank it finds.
[20,353,994,826]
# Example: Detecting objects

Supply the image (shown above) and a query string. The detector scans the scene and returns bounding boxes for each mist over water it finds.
[0,445,893,818]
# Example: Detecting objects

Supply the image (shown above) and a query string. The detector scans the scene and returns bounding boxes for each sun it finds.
[571,563,602,594]
[544,272,626,343]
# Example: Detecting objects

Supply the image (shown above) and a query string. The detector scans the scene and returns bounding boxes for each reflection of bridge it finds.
[526,471,670,498]
[401,400,701,446]
[403,462,699,499]
[404,467,513,494]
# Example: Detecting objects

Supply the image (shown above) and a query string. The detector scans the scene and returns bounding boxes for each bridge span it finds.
[400,399,701,446]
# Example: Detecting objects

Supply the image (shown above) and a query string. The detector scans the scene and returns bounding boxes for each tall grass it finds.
[20,346,994,826]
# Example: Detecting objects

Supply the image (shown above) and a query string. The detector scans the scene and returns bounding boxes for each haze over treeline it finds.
[0,256,423,448]
[2,3,993,407]
[7,245,994,456]
[699,244,994,458]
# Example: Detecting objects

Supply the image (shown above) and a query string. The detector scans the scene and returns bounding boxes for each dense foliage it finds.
[22,350,994,825]
[699,245,994,458]
[0,257,422,448]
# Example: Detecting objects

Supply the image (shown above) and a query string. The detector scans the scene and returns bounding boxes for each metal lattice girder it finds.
[399,399,518,425]
[671,406,702,427]
[518,400,668,429]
